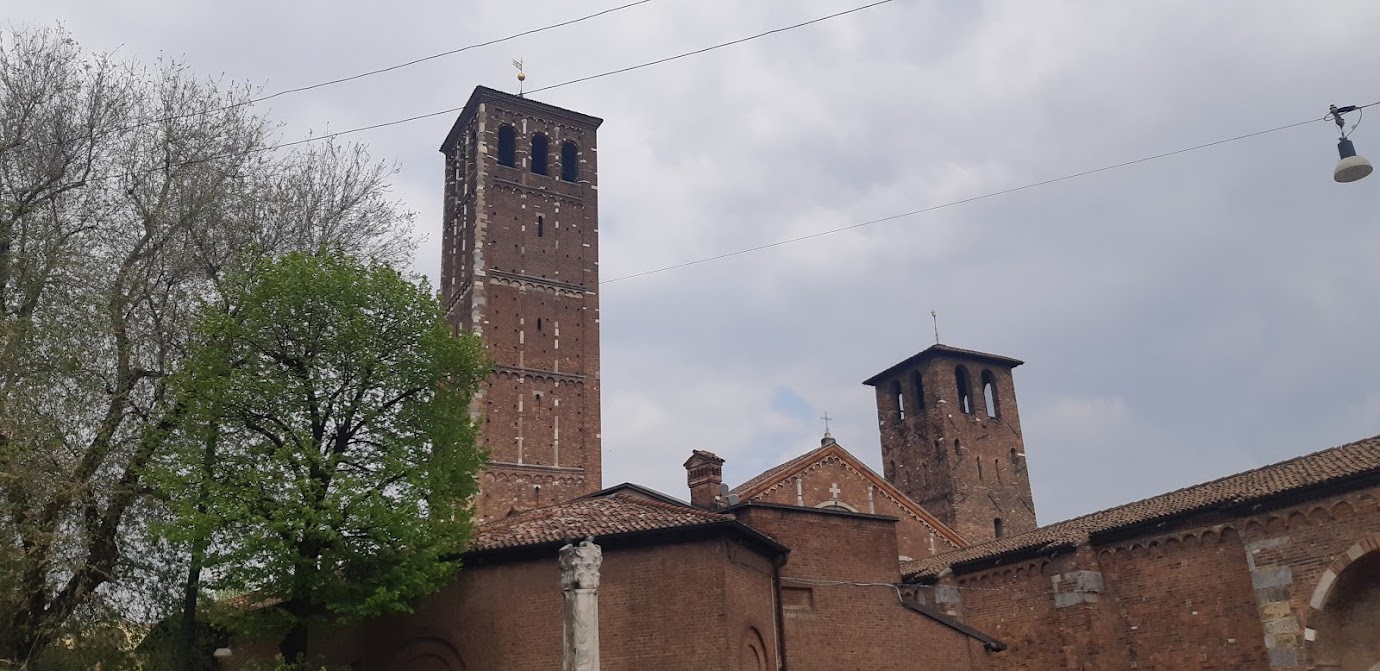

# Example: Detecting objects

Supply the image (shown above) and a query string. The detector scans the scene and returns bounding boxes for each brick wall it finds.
[745,453,961,559]
[319,536,777,670]
[925,484,1380,671]
[734,504,993,671]
[440,88,603,523]
[870,351,1037,544]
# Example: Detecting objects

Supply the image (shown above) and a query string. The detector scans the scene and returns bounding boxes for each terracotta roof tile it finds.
[904,434,1380,579]
[469,492,736,552]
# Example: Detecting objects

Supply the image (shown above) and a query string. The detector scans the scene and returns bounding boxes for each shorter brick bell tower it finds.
[863,344,1037,543]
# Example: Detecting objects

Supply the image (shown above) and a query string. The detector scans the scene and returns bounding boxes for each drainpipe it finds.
[772,558,788,670]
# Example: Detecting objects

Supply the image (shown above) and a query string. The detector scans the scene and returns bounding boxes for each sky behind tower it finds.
[12,0,1380,524]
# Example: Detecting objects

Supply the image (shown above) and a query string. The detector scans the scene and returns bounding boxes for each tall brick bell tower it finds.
[440,87,603,524]
[863,344,1037,543]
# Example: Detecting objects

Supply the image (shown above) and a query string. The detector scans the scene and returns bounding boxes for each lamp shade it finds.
[1335,138,1373,183]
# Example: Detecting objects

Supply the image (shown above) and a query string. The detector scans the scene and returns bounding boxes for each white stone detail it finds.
[560,540,602,671]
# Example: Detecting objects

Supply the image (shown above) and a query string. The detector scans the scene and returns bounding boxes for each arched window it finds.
[953,438,961,455]
[909,371,926,414]
[981,370,999,419]
[994,458,1002,483]
[531,133,549,175]
[994,518,1004,539]
[497,125,517,167]
[537,215,544,237]
[889,380,905,421]
[1010,448,1019,464]
[561,141,580,181]
[955,366,974,414]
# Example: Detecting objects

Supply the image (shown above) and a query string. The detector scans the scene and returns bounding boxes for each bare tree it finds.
[0,25,415,664]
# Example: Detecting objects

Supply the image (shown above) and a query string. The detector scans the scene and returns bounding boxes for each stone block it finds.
[1251,566,1293,590]
[1264,616,1299,635]
[1269,646,1297,668]
[1260,601,1293,620]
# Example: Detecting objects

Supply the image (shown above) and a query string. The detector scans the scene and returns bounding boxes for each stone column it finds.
[560,538,602,671]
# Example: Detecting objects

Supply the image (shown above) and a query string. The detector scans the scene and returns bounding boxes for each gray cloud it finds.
[15,0,1380,524]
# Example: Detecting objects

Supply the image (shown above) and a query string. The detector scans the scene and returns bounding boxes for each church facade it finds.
[266,86,1380,671]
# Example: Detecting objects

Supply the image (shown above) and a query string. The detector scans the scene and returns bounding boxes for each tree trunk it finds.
[278,615,310,667]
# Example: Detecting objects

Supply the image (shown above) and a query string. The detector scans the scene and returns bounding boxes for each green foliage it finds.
[158,253,487,657]
[0,23,418,663]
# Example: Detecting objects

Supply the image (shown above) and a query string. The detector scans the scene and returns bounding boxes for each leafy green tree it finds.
[163,253,487,665]
[0,25,415,663]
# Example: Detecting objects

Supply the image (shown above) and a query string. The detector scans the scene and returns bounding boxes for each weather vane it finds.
[513,58,526,97]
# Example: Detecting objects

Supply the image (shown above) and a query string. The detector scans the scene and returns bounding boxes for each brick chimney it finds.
[684,450,726,510]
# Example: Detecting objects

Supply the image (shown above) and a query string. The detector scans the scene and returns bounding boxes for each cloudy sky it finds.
[13,0,1380,524]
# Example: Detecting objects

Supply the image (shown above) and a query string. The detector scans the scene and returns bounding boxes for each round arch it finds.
[815,500,858,512]
[1306,537,1380,670]
[739,626,769,671]
[388,637,467,671]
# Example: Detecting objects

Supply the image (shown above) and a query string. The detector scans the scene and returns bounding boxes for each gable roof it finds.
[581,482,694,508]
[733,440,967,548]
[904,434,1380,580]
[469,490,784,555]
[863,344,1024,386]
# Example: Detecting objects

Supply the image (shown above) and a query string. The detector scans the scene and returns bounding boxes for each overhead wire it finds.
[27,0,661,149]
[44,0,1375,286]
[82,0,901,184]
[599,102,1380,285]
[523,0,896,97]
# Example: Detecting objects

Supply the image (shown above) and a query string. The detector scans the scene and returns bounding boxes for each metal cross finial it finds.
[820,412,834,434]
[931,309,940,344]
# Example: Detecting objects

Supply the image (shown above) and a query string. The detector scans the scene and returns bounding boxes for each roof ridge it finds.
[904,433,1380,579]
[605,491,732,520]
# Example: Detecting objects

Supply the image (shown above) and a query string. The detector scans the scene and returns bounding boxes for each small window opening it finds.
[994,458,1002,483]
[953,438,961,455]
[537,318,543,331]
[994,518,1004,538]
[888,460,896,480]
[561,141,579,182]
[889,381,904,421]
[909,371,926,414]
[976,456,983,481]
[981,370,999,419]
[955,366,974,414]
[531,133,549,175]
[537,215,544,237]
[1010,448,1018,464]
[497,126,516,167]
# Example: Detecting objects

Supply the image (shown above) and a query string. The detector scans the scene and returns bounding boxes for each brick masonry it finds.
[865,346,1038,544]
[738,443,963,560]
[734,504,992,671]
[440,87,604,523]
[918,486,1380,670]
[316,537,779,671]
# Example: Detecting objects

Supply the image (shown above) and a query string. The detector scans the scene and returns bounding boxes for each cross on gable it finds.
[829,482,841,499]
